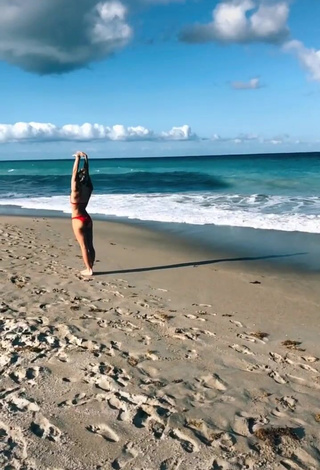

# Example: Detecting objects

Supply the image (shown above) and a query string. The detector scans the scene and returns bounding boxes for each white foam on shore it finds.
[1,192,320,234]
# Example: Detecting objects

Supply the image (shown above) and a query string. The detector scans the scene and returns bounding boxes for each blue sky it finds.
[0,0,319,159]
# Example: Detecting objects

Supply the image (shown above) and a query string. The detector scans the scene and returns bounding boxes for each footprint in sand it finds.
[237,333,256,343]
[160,457,184,469]
[9,366,41,384]
[268,370,287,384]
[59,392,93,408]
[196,373,227,391]
[301,355,319,363]
[246,362,272,373]
[84,362,131,389]
[1,389,40,412]
[276,395,297,412]
[111,341,122,351]
[233,413,268,437]
[102,319,140,332]
[185,313,206,322]
[31,413,61,442]
[229,320,244,328]
[133,403,168,439]
[56,351,69,362]
[87,423,119,442]
[0,421,28,465]
[237,332,267,344]
[185,349,198,360]
[141,311,174,325]
[9,275,30,288]
[230,344,255,355]
[172,328,200,341]
[135,300,150,309]
[80,338,103,353]
[299,363,318,373]
[210,432,236,451]
[192,303,212,308]
[170,428,200,453]
[192,327,216,337]
[114,307,133,316]
[108,395,131,422]
[269,352,286,363]
[32,287,48,295]
[185,419,229,448]
[112,442,140,469]
[97,319,108,328]
[139,377,168,392]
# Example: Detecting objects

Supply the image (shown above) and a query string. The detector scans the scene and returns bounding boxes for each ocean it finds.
[1,152,320,232]
[1,153,320,270]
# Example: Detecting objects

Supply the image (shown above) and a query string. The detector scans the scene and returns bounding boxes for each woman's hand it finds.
[73,151,87,158]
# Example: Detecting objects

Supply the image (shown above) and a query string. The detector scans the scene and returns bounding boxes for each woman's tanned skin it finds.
[70,151,95,276]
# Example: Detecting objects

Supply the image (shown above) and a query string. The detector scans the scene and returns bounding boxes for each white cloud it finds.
[283,40,320,82]
[0,0,132,74]
[161,125,197,140]
[0,123,304,152]
[231,77,262,89]
[180,0,290,44]
[0,122,197,143]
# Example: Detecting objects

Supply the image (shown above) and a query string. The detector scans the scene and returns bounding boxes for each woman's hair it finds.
[77,168,93,189]
[78,168,87,184]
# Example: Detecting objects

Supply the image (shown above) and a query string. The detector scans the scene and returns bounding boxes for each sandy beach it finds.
[1,215,320,470]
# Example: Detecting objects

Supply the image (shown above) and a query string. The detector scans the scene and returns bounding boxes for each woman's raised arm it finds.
[71,154,81,191]
[84,154,89,176]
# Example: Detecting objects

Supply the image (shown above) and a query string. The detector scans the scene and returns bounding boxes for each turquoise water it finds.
[1,153,320,233]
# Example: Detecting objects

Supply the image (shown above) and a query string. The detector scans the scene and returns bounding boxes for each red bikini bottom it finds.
[72,215,92,226]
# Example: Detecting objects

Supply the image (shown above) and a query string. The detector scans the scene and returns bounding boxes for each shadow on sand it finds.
[93,252,308,276]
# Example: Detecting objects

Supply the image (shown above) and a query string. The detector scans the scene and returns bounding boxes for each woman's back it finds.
[70,169,93,211]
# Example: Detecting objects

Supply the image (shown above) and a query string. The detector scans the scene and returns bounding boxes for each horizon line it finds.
[0,150,320,164]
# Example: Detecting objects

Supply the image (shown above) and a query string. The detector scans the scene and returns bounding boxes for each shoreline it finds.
[1,215,320,469]
[1,209,320,275]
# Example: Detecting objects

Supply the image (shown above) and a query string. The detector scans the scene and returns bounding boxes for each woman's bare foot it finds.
[81,268,93,276]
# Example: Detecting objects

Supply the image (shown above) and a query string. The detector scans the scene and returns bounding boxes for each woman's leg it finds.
[72,219,93,275]
[86,221,95,268]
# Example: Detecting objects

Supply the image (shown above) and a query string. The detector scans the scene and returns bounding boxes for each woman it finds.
[70,151,95,276]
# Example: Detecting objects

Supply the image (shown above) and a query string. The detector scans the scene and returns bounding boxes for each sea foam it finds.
[1,192,319,234]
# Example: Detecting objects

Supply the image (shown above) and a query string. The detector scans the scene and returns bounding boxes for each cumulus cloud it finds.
[231,77,262,89]
[161,125,197,140]
[180,0,290,44]
[0,122,197,143]
[283,40,320,82]
[0,0,132,74]
[0,123,298,147]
